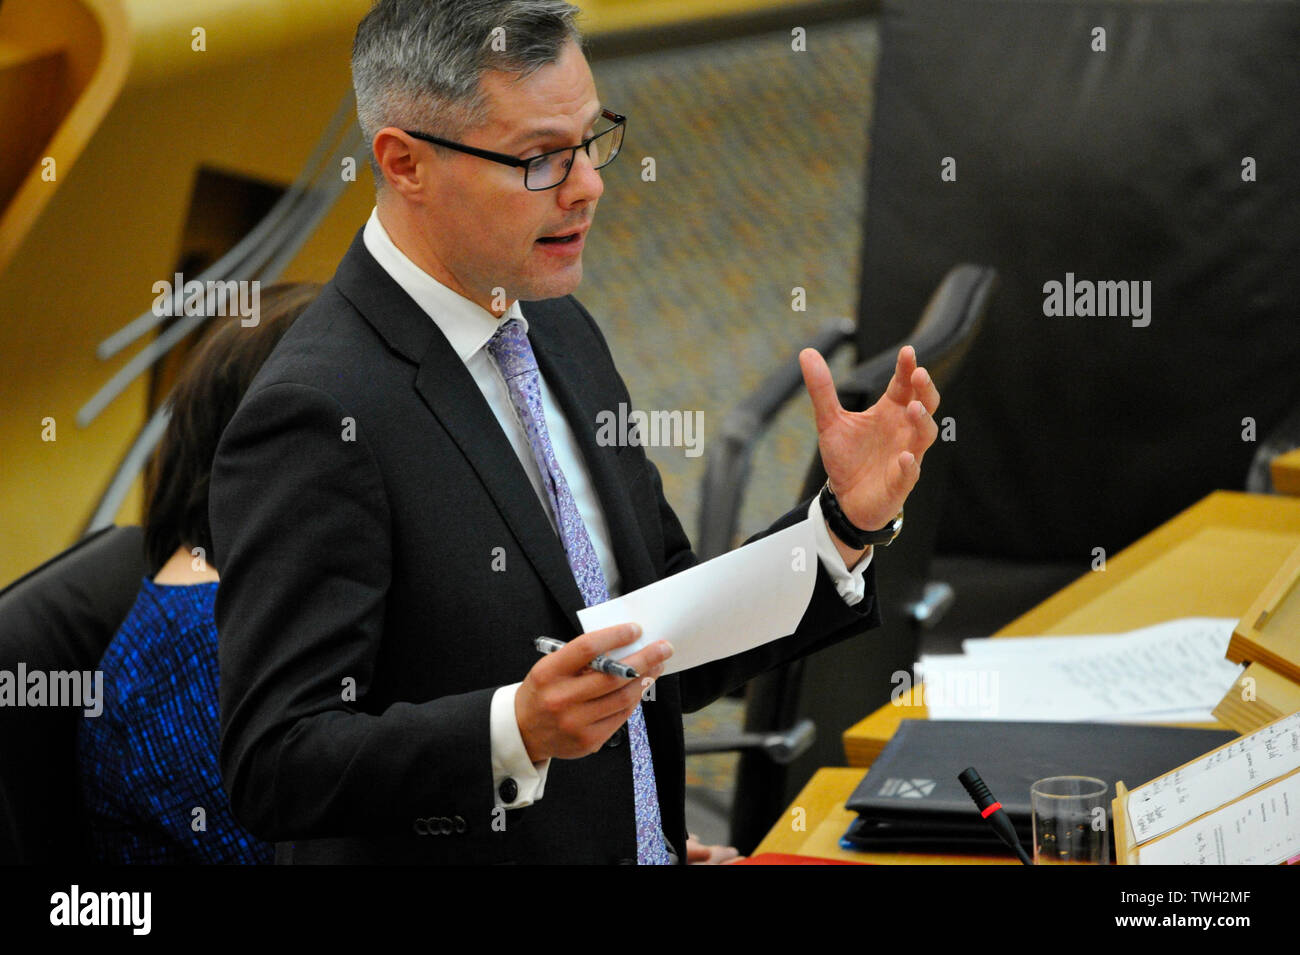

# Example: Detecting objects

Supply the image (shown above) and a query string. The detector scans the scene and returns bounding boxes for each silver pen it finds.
[534,636,640,679]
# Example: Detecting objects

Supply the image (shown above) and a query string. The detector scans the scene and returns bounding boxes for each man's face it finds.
[416,39,605,312]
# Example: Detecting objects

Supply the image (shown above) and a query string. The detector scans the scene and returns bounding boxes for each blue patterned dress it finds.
[77,579,272,863]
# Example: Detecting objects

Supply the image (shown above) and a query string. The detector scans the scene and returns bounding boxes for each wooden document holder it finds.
[1212,541,1300,734]
[1113,711,1300,865]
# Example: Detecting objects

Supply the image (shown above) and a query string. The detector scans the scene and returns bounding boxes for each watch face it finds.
[869,514,903,545]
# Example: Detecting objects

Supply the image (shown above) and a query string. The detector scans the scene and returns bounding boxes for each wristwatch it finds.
[819,480,903,548]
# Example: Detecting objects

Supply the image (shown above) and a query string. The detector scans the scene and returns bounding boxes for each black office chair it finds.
[0,525,146,862]
[690,264,998,851]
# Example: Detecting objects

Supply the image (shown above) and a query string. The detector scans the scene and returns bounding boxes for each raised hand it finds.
[798,344,940,535]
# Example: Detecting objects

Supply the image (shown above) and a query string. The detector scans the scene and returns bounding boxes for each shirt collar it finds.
[362,207,526,363]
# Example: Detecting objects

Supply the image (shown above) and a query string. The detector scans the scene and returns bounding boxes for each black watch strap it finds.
[819,481,903,548]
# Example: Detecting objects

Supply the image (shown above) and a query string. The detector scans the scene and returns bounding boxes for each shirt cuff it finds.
[490,683,551,809]
[809,495,873,606]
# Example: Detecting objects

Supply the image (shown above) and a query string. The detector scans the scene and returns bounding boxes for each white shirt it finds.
[362,208,872,809]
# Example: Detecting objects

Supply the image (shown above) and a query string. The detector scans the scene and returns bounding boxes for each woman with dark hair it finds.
[77,282,320,863]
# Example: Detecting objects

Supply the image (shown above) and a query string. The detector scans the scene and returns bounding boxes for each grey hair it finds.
[352,0,584,184]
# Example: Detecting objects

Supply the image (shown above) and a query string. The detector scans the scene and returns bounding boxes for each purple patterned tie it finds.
[486,318,671,865]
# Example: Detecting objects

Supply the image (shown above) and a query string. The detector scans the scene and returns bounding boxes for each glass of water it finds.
[1031,775,1111,864]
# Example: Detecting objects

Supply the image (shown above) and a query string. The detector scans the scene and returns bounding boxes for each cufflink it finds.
[498,777,519,803]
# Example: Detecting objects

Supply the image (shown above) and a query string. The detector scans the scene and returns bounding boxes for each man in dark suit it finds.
[210,0,940,864]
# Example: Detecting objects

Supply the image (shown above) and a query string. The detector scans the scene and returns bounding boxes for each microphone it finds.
[958,767,1033,865]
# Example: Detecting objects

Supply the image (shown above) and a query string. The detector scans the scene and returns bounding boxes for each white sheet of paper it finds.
[915,618,1242,722]
[577,519,818,676]
[1088,708,1218,724]
[960,633,1132,655]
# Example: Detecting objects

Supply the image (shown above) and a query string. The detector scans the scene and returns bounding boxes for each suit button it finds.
[453,815,467,834]
[605,726,627,748]
[499,777,518,803]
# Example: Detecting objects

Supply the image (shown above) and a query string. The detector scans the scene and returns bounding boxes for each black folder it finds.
[841,720,1236,855]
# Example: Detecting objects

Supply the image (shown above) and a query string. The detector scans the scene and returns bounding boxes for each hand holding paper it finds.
[578,519,819,675]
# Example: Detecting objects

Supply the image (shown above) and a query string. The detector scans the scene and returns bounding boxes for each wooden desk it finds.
[843,491,1300,767]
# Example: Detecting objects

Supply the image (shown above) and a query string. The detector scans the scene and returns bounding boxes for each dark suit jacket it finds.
[209,229,881,863]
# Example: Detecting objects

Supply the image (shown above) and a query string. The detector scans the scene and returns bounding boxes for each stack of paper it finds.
[914,618,1245,723]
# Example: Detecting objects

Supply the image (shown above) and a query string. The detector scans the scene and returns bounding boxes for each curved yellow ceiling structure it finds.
[0,0,822,585]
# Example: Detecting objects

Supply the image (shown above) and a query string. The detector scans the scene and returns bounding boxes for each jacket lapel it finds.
[414,352,595,632]
[332,231,588,631]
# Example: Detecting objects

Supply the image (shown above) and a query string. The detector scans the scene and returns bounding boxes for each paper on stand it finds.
[578,519,818,676]
[1126,709,1300,844]
[1136,773,1300,864]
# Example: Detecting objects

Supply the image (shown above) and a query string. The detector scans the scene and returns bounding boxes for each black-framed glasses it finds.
[403,109,626,191]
